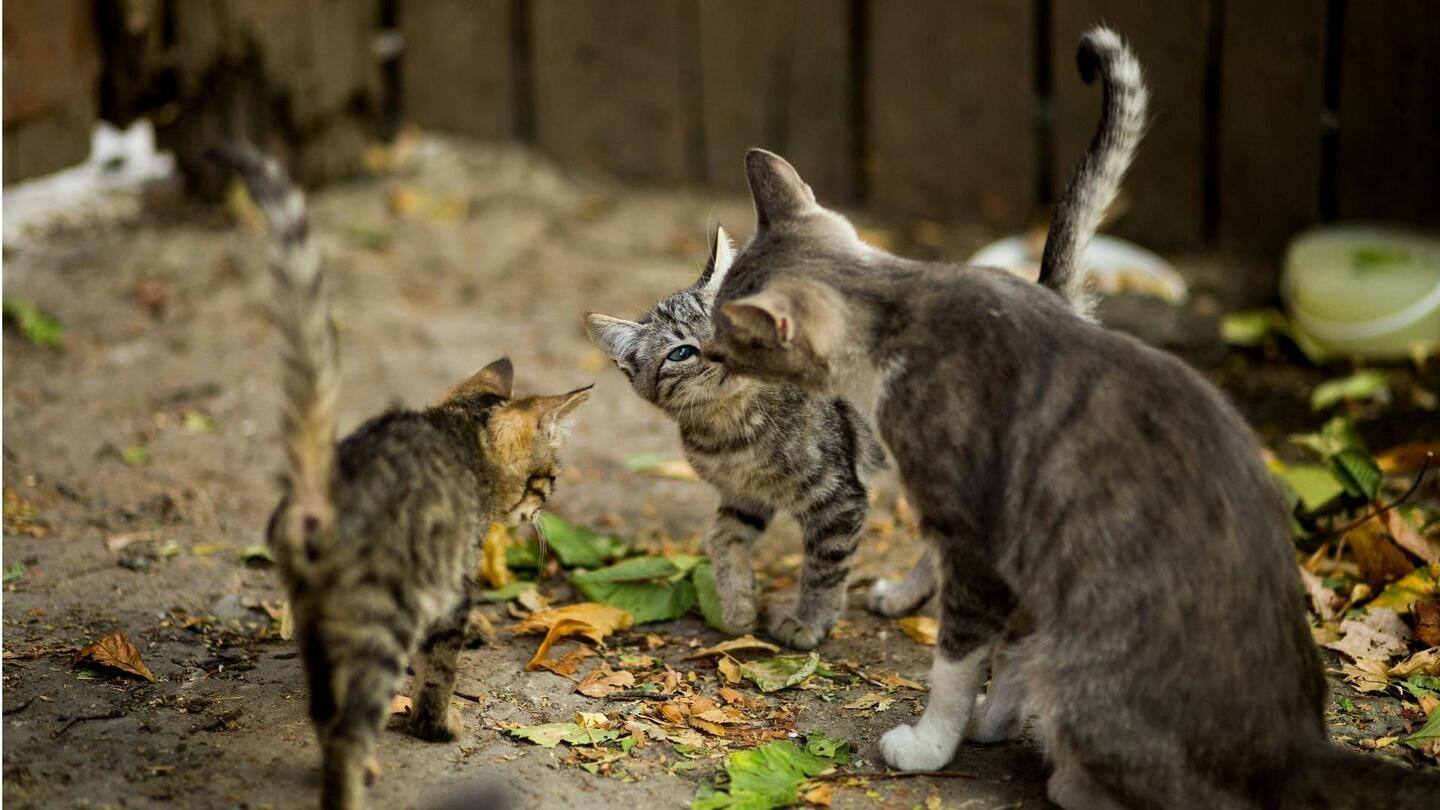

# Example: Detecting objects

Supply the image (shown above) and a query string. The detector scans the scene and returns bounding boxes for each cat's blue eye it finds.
[666,345,699,362]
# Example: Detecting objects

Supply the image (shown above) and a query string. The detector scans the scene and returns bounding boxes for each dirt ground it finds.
[2,137,1432,809]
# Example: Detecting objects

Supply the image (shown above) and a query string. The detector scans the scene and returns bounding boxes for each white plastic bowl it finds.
[1282,226,1440,359]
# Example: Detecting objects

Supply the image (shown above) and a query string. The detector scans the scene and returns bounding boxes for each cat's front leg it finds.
[410,606,466,743]
[880,554,1011,770]
[706,501,773,634]
[770,481,866,650]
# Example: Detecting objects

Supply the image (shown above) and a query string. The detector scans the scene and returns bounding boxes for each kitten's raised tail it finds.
[1038,26,1149,320]
[209,145,339,567]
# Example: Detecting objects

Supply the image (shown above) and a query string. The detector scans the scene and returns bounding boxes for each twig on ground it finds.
[811,769,981,781]
[4,697,35,716]
[51,710,125,738]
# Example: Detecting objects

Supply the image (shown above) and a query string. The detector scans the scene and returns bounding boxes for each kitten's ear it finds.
[698,225,736,294]
[720,280,845,355]
[746,149,816,229]
[584,314,641,359]
[443,356,514,402]
[536,385,593,425]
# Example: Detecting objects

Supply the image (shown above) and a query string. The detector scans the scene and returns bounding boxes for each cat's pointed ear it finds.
[584,314,641,359]
[721,287,798,348]
[746,149,816,229]
[698,225,736,293]
[536,385,593,426]
[720,280,845,355]
[443,356,514,402]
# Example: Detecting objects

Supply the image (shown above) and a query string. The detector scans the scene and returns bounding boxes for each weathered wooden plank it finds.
[1218,0,1326,258]
[698,0,854,202]
[1337,0,1440,227]
[3,0,100,182]
[1051,1,1209,249]
[531,0,691,183]
[402,0,515,139]
[869,0,1035,227]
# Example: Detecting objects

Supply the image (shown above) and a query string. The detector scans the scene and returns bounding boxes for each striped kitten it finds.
[212,147,590,810]
[586,236,888,649]
[706,28,1439,809]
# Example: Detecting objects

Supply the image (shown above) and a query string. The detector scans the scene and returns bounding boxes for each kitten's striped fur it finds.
[213,146,590,810]
[587,232,887,649]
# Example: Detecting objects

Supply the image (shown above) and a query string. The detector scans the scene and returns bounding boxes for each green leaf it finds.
[693,734,849,809]
[343,221,391,251]
[239,544,275,565]
[693,561,727,631]
[1402,705,1440,749]
[1311,370,1390,412]
[506,541,541,570]
[2,297,64,348]
[1330,449,1382,500]
[1272,464,1345,513]
[1403,677,1440,700]
[1220,309,1289,347]
[505,722,622,749]
[3,562,26,583]
[537,514,628,568]
[182,411,217,434]
[120,443,152,467]
[803,733,851,762]
[573,555,679,583]
[571,556,696,624]
[478,580,536,603]
[741,653,820,693]
[1290,416,1366,459]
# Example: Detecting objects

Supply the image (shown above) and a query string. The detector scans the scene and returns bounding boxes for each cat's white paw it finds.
[879,723,959,771]
[769,613,827,650]
[866,578,910,617]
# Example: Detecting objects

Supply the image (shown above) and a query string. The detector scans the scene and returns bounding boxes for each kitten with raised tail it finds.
[703,27,1437,810]
[210,146,590,810]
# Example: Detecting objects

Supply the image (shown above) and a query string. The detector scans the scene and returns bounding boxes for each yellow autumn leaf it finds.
[74,632,157,682]
[480,522,513,589]
[897,616,938,646]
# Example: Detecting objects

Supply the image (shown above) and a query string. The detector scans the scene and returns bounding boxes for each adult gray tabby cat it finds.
[702,27,1438,810]
[582,16,1135,649]
[212,146,590,810]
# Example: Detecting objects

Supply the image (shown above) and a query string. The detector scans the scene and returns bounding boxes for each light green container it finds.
[1282,226,1440,359]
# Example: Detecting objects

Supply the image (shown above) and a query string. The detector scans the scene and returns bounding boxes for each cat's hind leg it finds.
[410,605,467,743]
[318,647,405,810]
[706,501,774,635]
[771,478,867,650]
[965,617,1031,743]
[866,549,938,617]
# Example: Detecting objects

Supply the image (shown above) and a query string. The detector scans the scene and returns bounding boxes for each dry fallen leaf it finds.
[844,692,896,712]
[1376,442,1440,475]
[880,673,926,691]
[537,646,595,677]
[1324,609,1412,661]
[897,616,938,646]
[525,619,604,672]
[717,656,743,685]
[1385,510,1440,564]
[803,783,833,807]
[389,695,413,716]
[74,632,157,682]
[1390,648,1440,678]
[1297,566,1338,621]
[515,603,632,640]
[1340,657,1392,692]
[1348,520,1416,590]
[480,523,513,589]
[576,666,636,698]
[688,634,781,660]
[1416,599,1440,648]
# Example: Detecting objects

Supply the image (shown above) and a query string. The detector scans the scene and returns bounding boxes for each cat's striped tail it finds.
[1039,26,1149,320]
[209,145,338,570]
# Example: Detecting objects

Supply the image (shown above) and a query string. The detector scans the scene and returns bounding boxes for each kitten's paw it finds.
[410,705,462,743]
[879,723,959,772]
[769,613,827,650]
[866,578,911,617]
[463,607,496,649]
[720,600,758,636]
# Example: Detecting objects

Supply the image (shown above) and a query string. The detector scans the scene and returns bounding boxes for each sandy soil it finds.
[2,138,1430,809]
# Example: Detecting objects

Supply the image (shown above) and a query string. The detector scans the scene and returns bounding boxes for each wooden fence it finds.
[404,0,1440,259]
[5,1,1437,261]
